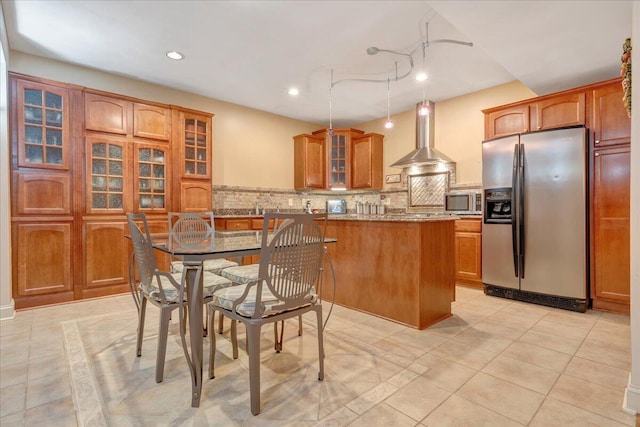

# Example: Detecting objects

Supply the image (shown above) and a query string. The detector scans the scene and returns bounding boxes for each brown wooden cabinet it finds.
[454,217,482,288]
[484,104,529,140]
[351,133,384,189]
[530,92,585,131]
[484,78,631,314]
[293,134,325,190]
[9,73,215,309]
[294,127,383,190]
[172,108,213,212]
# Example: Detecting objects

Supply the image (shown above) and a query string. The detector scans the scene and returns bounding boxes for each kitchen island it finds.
[322,214,456,329]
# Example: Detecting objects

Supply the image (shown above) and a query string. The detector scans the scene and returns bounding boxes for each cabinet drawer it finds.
[225,219,251,230]
[455,218,482,233]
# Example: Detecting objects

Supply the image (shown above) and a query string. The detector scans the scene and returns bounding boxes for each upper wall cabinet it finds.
[85,93,130,135]
[133,103,171,141]
[85,92,171,140]
[483,78,625,141]
[14,79,70,170]
[293,127,383,190]
[591,84,631,148]
[530,92,585,131]
[484,105,530,140]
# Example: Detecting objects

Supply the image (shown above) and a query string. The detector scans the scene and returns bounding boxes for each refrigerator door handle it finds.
[512,144,519,277]
[519,144,526,278]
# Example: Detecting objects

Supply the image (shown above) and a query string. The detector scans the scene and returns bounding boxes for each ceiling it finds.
[1,1,633,127]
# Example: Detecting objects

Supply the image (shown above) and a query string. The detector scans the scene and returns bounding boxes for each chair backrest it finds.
[127,213,158,295]
[168,211,215,250]
[255,213,327,316]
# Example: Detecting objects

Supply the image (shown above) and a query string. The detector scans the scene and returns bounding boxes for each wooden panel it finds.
[84,221,128,289]
[531,92,585,131]
[14,222,73,297]
[591,146,630,311]
[351,133,383,189]
[293,134,325,189]
[455,217,482,233]
[485,105,529,139]
[225,219,251,230]
[133,103,171,140]
[85,93,130,134]
[179,181,212,212]
[14,171,71,215]
[455,232,482,287]
[321,219,454,329]
[591,83,631,148]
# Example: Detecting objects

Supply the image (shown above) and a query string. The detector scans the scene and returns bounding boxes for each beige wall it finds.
[8,51,321,189]
[358,81,536,185]
[9,52,537,189]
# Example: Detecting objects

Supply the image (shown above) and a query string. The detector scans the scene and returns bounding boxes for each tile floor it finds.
[0,286,637,426]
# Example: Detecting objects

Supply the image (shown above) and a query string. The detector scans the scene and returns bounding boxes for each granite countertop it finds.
[215,213,460,222]
[327,213,457,222]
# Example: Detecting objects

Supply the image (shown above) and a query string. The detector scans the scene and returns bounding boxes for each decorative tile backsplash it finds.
[212,185,407,215]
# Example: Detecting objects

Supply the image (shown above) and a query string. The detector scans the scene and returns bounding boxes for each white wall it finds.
[0,3,14,320]
[624,0,639,415]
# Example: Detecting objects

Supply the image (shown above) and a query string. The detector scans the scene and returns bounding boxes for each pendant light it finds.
[328,69,334,136]
[384,78,394,129]
[415,43,427,82]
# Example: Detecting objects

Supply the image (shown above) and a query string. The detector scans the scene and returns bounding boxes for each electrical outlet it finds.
[288,198,293,206]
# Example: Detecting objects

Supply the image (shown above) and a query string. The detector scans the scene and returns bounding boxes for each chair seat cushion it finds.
[171,258,239,275]
[210,283,315,318]
[220,264,260,284]
[145,271,233,303]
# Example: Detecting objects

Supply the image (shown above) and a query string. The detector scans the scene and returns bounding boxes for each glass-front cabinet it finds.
[182,114,211,178]
[16,80,69,169]
[134,143,169,212]
[329,131,348,189]
[86,136,130,213]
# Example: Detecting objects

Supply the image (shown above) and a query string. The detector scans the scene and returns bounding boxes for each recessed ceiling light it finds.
[415,72,428,81]
[166,51,184,60]
[288,88,299,96]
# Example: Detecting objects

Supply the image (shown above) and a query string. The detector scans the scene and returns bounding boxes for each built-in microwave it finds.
[444,190,482,215]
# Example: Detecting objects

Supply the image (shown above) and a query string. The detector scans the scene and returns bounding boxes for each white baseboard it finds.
[623,374,640,415]
[0,298,15,320]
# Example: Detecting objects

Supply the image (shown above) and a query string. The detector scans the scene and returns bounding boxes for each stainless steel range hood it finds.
[390,100,454,168]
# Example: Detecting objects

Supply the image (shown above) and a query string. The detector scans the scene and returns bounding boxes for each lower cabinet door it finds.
[14,222,73,297]
[84,221,128,289]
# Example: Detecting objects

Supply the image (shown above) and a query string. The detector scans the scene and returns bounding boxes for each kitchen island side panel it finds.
[322,218,454,329]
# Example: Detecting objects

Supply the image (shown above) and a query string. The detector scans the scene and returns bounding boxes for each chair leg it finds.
[136,298,147,357]
[247,323,263,415]
[316,308,325,380]
[298,315,303,336]
[208,307,217,379]
[231,319,238,359]
[218,311,224,334]
[156,308,172,383]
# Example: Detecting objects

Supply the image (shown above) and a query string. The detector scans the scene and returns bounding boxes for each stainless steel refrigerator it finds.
[482,126,587,312]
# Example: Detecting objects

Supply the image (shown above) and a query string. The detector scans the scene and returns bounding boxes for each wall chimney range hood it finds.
[390,101,453,168]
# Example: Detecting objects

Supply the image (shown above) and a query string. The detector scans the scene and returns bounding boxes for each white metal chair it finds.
[219,217,303,351]
[207,213,327,415]
[167,211,238,339]
[168,211,238,275]
[127,212,197,383]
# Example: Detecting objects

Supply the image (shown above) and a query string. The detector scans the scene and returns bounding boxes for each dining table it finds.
[150,229,336,408]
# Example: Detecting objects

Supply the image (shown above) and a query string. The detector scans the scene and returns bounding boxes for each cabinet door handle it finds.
[595,140,600,144]
[595,152,600,157]
[523,128,528,132]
